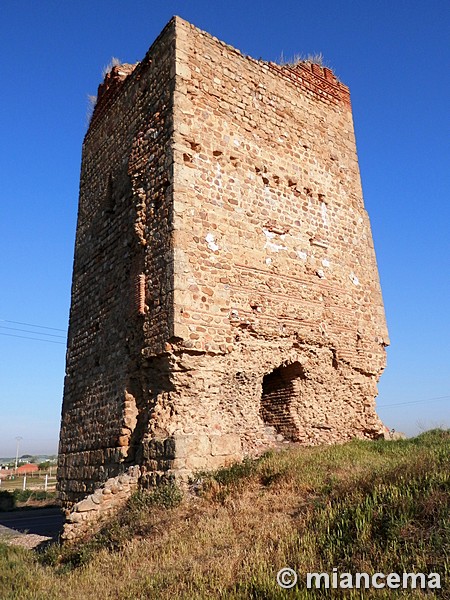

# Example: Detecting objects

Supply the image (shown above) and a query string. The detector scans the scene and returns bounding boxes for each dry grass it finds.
[101,56,122,78]
[0,430,448,599]
[86,94,97,124]
[278,51,327,67]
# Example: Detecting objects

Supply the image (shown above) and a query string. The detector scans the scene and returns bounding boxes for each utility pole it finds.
[14,436,22,473]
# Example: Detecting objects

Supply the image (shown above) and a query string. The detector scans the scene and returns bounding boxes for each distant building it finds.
[17,463,39,475]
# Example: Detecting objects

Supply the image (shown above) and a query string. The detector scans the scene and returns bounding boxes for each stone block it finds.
[143,439,171,460]
[76,497,97,512]
[91,492,103,505]
[184,454,211,471]
[174,434,211,458]
[164,437,176,458]
[210,434,242,457]
[66,511,84,523]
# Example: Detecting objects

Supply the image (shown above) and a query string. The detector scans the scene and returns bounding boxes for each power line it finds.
[0,319,66,332]
[0,321,448,404]
[0,332,66,345]
[378,395,450,409]
[0,325,66,339]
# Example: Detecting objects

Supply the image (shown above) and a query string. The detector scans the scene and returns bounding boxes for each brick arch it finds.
[260,362,304,441]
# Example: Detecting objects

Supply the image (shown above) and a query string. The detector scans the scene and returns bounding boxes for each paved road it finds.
[0,507,64,538]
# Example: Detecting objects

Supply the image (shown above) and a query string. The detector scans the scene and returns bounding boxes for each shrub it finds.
[0,490,15,511]
[131,482,183,509]
[13,490,56,503]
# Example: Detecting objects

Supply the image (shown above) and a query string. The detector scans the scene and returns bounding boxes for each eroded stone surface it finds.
[58,17,388,508]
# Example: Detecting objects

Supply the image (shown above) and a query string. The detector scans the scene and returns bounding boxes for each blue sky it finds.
[0,0,449,456]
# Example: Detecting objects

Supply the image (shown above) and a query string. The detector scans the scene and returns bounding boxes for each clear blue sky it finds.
[0,0,449,456]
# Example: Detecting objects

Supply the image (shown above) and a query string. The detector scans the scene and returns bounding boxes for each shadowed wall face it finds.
[57,22,176,505]
[58,17,388,506]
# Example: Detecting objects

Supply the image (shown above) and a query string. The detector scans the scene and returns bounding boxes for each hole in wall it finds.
[235,372,246,384]
[260,362,304,441]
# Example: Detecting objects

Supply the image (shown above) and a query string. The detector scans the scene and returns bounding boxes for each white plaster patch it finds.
[265,241,287,253]
[265,257,272,265]
[263,186,276,207]
[262,228,276,239]
[215,162,222,187]
[233,138,240,147]
[205,233,219,252]
[296,250,307,260]
[322,258,330,267]
[349,272,359,285]
[321,201,328,226]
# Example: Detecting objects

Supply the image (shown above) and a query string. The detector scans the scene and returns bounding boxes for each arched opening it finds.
[260,362,304,441]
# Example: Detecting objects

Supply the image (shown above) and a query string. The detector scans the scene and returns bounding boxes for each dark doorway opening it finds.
[260,362,304,441]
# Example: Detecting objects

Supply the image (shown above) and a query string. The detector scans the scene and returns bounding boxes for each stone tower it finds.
[58,17,389,505]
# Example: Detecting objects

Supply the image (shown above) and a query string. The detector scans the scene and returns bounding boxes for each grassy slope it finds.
[0,430,448,599]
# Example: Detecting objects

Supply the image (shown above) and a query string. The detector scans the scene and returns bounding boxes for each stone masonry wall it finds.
[141,18,388,458]
[61,466,141,542]
[58,17,388,508]
[58,20,177,505]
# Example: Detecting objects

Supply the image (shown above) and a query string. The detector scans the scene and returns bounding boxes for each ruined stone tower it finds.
[58,17,389,505]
